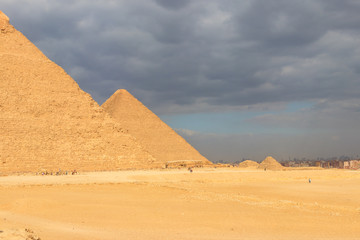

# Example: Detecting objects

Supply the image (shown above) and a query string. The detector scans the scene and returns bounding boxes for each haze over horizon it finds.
[2,0,360,162]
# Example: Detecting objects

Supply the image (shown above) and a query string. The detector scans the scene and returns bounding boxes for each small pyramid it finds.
[238,160,259,168]
[102,89,211,167]
[0,12,156,174]
[258,156,283,170]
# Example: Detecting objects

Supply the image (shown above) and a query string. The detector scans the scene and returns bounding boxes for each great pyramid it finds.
[102,89,211,167]
[258,156,284,170]
[0,11,157,174]
[238,160,259,168]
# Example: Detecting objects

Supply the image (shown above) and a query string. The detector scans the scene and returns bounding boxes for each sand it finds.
[1,168,360,240]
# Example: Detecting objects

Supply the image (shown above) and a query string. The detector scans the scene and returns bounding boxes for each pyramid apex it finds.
[111,89,137,100]
[115,89,131,95]
[0,11,11,31]
[102,89,137,110]
[263,156,277,162]
[0,11,10,22]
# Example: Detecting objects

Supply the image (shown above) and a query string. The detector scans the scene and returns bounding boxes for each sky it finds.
[2,0,360,162]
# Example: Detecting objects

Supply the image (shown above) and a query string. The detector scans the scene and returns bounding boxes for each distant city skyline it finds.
[2,0,360,162]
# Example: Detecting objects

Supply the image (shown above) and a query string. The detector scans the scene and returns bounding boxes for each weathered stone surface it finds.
[102,89,211,167]
[0,12,157,174]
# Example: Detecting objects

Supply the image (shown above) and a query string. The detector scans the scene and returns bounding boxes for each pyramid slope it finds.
[258,156,283,170]
[102,89,211,166]
[0,12,157,174]
[238,160,259,168]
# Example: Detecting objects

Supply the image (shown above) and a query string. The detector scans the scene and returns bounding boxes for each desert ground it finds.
[1,168,360,240]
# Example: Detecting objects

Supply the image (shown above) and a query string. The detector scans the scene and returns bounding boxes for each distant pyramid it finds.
[102,89,211,167]
[0,11,156,174]
[238,160,259,168]
[258,156,283,170]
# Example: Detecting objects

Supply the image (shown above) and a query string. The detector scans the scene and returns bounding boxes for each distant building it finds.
[349,160,360,170]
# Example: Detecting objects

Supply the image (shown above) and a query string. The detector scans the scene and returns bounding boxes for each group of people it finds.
[40,169,78,176]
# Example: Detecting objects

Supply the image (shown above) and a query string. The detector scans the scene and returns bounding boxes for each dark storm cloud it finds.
[2,0,360,114]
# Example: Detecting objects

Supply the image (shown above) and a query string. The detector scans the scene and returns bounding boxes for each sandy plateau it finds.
[1,168,360,240]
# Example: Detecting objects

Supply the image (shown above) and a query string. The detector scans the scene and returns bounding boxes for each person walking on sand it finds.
[309,178,311,183]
